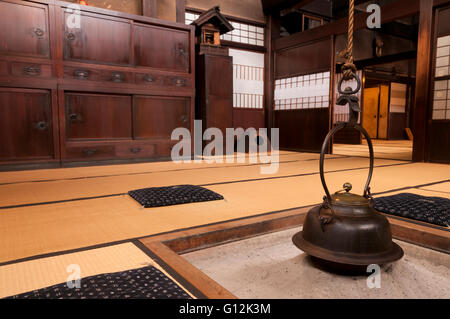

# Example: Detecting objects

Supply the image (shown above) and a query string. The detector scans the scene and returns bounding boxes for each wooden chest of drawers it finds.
[0,0,195,168]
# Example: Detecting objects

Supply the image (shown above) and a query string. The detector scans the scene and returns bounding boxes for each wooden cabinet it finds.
[133,96,190,139]
[63,11,132,65]
[0,0,195,167]
[0,88,54,160]
[134,24,190,72]
[61,93,191,160]
[65,93,132,140]
[196,52,233,138]
[0,1,50,58]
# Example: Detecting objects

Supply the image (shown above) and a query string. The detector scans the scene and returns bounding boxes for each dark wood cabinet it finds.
[65,93,132,140]
[0,1,50,58]
[0,0,195,167]
[196,52,233,138]
[63,11,132,65]
[134,24,190,72]
[0,88,54,160]
[133,96,190,139]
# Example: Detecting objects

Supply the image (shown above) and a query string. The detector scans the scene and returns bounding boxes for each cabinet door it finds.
[63,11,131,65]
[0,1,50,58]
[133,96,190,139]
[0,89,53,160]
[134,24,190,72]
[65,93,132,140]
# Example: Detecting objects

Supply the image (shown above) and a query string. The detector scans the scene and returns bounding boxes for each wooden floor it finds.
[333,139,413,161]
[0,151,448,298]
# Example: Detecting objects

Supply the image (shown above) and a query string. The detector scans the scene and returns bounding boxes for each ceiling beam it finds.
[262,0,315,15]
[275,0,450,51]
[142,0,157,18]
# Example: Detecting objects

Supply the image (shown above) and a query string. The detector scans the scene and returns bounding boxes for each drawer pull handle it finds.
[143,75,155,83]
[176,48,187,56]
[111,72,125,83]
[174,78,186,87]
[33,121,49,131]
[34,28,45,38]
[66,32,76,41]
[74,70,89,79]
[24,66,41,76]
[179,115,188,123]
[130,148,142,154]
[69,113,79,122]
[83,149,97,156]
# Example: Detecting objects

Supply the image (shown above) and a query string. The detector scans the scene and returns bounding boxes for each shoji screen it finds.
[433,35,450,120]
[229,48,264,109]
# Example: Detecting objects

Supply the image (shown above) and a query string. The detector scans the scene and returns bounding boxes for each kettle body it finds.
[292,192,404,266]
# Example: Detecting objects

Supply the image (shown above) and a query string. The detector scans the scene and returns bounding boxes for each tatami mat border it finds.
[0,162,413,211]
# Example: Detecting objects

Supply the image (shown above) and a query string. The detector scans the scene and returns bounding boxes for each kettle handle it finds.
[319,122,375,213]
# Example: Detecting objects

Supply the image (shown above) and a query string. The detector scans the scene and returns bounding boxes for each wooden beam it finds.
[412,0,433,162]
[280,0,316,15]
[142,0,157,18]
[176,0,185,23]
[262,0,314,15]
[264,14,280,138]
[353,50,417,69]
[142,241,237,299]
[275,0,450,51]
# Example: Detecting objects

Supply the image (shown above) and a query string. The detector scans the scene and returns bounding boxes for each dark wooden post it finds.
[176,0,185,23]
[264,14,280,137]
[142,0,157,18]
[412,0,433,162]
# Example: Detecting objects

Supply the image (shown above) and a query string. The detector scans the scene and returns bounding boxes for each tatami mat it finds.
[0,157,403,208]
[0,242,194,298]
[0,151,309,185]
[0,158,448,264]
[419,181,450,194]
[334,140,412,161]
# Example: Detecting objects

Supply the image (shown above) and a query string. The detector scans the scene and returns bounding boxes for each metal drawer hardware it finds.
[23,66,41,76]
[69,113,79,122]
[66,32,76,41]
[130,147,142,154]
[111,72,125,83]
[176,48,187,56]
[83,148,97,156]
[174,78,186,87]
[179,115,188,123]
[143,75,155,83]
[34,28,45,38]
[74,69,89,79]
[33,121,49,131]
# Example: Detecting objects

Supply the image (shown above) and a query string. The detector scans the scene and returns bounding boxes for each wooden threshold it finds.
[139,205,449,299]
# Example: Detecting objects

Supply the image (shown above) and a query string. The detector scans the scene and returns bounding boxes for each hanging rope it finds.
[341,0,357,81]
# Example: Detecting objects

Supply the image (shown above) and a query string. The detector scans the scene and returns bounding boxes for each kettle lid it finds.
[331,183,370,207]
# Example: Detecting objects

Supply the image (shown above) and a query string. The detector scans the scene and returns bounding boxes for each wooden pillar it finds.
[329,35,336,154]
[142,0,157,17]
[264,14,280,137]
[176,0,185,23]
[412,0,433,162]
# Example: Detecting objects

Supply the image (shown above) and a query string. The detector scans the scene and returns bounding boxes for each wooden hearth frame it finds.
[138,205,450,299]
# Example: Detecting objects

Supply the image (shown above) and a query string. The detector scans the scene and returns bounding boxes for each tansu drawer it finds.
[115,143,156,158]
[0,61,8,76]
[11,62,52,78]
[135,73,192,89]
[65,145,116,160]
[64,66,133,83]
